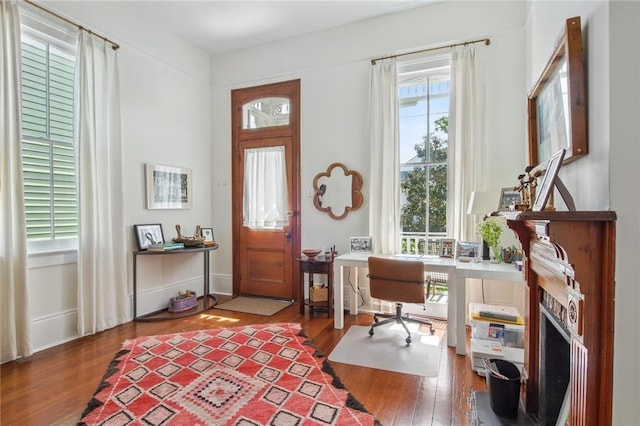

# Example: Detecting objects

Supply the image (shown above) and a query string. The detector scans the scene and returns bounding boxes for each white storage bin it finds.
[470,338,524,376]
[469,303,525,349]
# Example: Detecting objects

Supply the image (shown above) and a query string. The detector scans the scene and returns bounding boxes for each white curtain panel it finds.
[76,32,129,335]
[369,59,400,255]
[243,146,288,229]
[448,46,479,242]
[0,0,32,362]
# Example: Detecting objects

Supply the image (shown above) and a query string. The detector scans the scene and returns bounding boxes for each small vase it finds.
[490,246,501,263]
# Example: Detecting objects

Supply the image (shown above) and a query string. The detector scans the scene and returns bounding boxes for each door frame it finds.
[231,79,301,302]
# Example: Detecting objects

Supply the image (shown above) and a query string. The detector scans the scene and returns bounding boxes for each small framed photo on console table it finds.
[134,224,165,251]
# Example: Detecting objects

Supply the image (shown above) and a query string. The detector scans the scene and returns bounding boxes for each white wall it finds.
[16,1,636,421]
[607,1,639,423]
[209,1,528,287]
[526,1,639,423]
[27,1,213,350]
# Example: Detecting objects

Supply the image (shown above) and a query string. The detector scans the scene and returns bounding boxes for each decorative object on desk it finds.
[79,324,378,425]
[501,245,521,264]
[439,238,456,258]
[476,217,503,263]
[145,163,192,209]
[528,16,587,166]
[457,241,480,262]
[168,290,198,313]
[313,162,364,220]
[134,223,165,251]
[173,224,206,247]
[301,248,322,259]
[532,148,575,212]
[349,236,372,253]
[502,248,513,263]
[498,187,522,211]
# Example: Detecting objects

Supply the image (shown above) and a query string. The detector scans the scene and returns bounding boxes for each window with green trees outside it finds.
[398,57,450,255]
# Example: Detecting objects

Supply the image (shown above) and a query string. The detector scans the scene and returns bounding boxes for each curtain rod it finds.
[23,0,120,50]
[371,37,490,65]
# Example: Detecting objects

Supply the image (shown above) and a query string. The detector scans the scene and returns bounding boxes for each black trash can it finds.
[484,358,521,419]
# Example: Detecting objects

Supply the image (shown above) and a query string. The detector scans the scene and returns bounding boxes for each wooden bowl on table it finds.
[302,249,322,259]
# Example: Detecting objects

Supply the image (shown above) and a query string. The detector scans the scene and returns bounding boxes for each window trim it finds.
[398,56,452,252]
[20,9,79,255]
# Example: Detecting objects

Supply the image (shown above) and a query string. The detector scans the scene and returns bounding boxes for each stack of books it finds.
[147,242,185,251]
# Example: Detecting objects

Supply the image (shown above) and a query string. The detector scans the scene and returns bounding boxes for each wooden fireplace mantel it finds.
[499,210,616,425]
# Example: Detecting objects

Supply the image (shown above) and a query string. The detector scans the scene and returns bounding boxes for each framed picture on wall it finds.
[349,236,372,254]
[145,163,192,209]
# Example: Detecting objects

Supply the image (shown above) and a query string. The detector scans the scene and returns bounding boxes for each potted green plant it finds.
[476,217,503,263]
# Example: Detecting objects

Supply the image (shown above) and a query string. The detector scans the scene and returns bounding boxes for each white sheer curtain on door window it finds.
[76,32,129,336]
[448,46,480,242]
[0,0,32,363]
[369,58,400,255]
[243,146,288,229]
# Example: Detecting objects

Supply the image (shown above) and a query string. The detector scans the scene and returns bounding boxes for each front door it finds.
[231,80,300,300]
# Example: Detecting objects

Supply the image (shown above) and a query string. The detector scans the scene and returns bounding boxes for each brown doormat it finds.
[215,296,293,316]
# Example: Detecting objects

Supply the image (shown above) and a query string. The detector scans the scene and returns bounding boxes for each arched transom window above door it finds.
[242,97,290,129]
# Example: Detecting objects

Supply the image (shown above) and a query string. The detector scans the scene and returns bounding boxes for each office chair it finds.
[367,256,435,345]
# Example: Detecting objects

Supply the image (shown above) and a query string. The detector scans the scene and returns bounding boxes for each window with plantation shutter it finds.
[20,30,78,243]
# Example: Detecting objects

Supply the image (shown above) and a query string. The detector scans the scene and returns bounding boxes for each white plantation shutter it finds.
[20,34,77,240]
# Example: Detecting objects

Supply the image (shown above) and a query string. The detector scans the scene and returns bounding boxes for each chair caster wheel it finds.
[369,328,374,336]
[374,317,379,323]
[406,336,412,344]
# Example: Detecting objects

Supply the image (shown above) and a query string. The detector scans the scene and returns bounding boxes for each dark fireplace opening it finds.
[539,303,571,425]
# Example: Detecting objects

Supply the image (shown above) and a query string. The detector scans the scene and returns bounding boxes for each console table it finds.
[332,252,524,354]
[133,244,218,321]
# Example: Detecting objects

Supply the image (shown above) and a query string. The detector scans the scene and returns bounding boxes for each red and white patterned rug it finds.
[79,323,379,425]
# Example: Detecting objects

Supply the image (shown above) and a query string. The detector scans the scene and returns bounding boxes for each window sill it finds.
[28,248,78,269]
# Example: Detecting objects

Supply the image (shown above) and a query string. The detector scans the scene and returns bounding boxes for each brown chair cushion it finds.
[367,256,426,304]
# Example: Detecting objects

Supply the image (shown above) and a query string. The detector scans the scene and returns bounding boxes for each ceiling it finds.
[124,1,435,55]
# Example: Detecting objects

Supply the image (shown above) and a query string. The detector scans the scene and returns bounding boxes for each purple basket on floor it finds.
[168,294,198,313]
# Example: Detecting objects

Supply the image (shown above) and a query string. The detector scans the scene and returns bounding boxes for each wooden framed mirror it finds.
[313,163,363,220]
[527,16,587,166]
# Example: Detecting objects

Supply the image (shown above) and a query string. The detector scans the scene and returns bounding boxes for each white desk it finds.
[332,253,524,355]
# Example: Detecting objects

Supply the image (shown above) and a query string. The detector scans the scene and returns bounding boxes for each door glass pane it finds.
[242,97,290,129]
[243,146,288,229]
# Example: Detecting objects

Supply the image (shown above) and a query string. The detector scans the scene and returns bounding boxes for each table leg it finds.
[456,273,466,355]
[333,264,344,329]
[347,265,359,316]
[203,250,210,309]
[133,254,138,320]
[446,269,457,348]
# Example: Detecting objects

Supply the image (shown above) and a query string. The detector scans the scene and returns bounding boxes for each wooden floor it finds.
[0,296,486,425]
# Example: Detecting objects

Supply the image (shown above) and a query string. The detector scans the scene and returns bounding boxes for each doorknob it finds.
[284,232,291,240]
